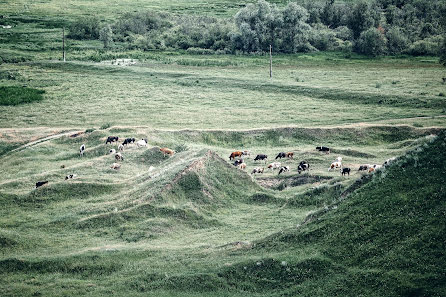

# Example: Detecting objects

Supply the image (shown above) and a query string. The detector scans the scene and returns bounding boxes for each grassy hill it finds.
[0,127,444,296]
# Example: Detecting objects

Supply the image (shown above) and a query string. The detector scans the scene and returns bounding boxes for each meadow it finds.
[1,0,446,296]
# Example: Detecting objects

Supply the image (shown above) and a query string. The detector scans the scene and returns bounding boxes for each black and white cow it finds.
[316,146,330,154]
[79,144,85,157]
[106,136,119,144]
[297,161,310,174]
[275,152,286,160]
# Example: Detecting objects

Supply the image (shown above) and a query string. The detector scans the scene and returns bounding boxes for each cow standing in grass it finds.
[79,144,85,157]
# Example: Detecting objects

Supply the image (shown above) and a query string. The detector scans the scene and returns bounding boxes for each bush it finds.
[186,47,215,55]
[385,26,409,55]
[334,26,353,41]
[355,27,387,56]
[68,17,100,40]
[100,123,111,130]
[407,35,443,56]
[0,86,44,106]
[310,27,336,51]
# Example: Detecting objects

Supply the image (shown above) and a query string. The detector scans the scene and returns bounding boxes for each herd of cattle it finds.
[227,147,395,178]
[34,136,394,189]
[35,136,175,188]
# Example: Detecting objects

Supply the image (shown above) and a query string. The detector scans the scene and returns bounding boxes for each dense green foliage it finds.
[62,0,445,57]
[0,86,44,106]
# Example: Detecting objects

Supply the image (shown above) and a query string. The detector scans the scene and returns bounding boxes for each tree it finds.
[281,3,313,53]
[356,27,387,56]
[99,24,113,48]
[347,1,378,39]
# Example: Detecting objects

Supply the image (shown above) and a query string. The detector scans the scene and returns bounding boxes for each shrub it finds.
[0,86,44,106]
[68,17,100,40]
[355,27,387,56]
[385,26,409,54]
[407,35,443,56]
[100,123,111,130]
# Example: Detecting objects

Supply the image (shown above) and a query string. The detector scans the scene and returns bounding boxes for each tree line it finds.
[68,0,446,58]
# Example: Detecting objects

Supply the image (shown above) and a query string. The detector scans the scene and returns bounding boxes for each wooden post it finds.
[62,27,66,62]
[269,44,272,78]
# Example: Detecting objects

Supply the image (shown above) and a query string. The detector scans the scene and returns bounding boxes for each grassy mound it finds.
[0,86,44,106]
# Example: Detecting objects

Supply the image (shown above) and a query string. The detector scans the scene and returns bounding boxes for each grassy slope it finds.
[220,132,446,297]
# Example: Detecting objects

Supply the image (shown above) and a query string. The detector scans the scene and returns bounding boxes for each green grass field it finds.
[1,0,446,296]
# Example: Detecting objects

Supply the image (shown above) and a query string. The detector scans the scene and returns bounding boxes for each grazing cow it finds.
[358,164,371,171]
[111,163,121,170]
[79,144,85,157]
[123,137,136,146]
[160,148,175,157]
[229,151,243,160]
[238,163,247,170]
[278,166,290,175]
[136,139,147,147]
[233,159,244,166]
[316,146,330,154]
[368,164,382,173]
[275,152,286,159]
[267,162,281,171]
[108,149,116,155]
[106,136,119,144]
[35,181,48,188]
[254,154,268,162]
[65,174,77,180]
[328,157,342,171]
[341,168,351,176]
[383,157,396,167]
[118,144,124,151]
[298,161,310,174]
[251,167,264,174]
[242,150,251,158]
[286,152,294,159]
[115,152,124,161]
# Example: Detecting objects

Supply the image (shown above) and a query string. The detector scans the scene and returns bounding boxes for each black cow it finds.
[254,154,268,162]
[297,161,310,174]
[106,136,119,144]
[35,181,48,188]
[123,137,136,146]
[358,165,369,171]
[316,146,330,154]
[275,152,286,159]
[278,166,290,175]
[233,159,244,166]
[341,168,351,176]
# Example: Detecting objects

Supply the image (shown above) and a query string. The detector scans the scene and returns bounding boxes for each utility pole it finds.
[62,27,66,62]
[269,44,272,78]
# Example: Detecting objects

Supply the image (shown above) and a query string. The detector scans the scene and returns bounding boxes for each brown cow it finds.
[286,152,294,159]
[229,151,243,160]
[160,148,175,157]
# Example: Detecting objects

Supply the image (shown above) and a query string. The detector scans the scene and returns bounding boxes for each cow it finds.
[328,157,342,171]
[286,152,294,159]
[278,166,290,175]
[160,148,175,157]
[368,164,382,173]
[115,152,124,161]
[341,168,351,176]
[238,163,247,170]
[111,163,121,170]
[136,139,147,147]
[106,136,119,144]
[108,149,116,155]
[254,154,268,162]
[123,138,136,146]
[275,152,286,159]
[35,181,48,188]
[383,157,396,167]
[251,167,264,174]
[118,144,124,151]
[229,151,243,160]
[242,150,251,158]
[79,144,85,157]
[65,174,77,180]
[267,162,281,171]
[233,159,244,166]
[316,146,330,154]
[358,164,371,171]
[297,161,310,174]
